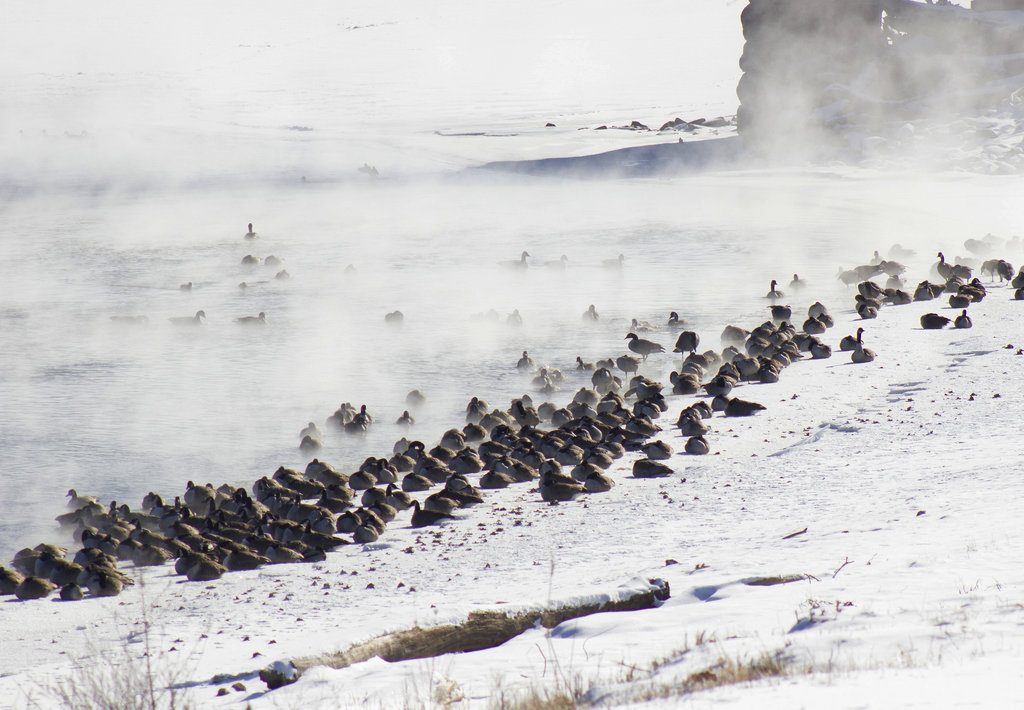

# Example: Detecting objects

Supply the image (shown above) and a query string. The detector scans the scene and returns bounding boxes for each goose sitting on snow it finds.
[769,305,792,324]
[839,327,865,352]
[851,338,876,363]
[920,313,951,330]
[954,310,973,329]
[625,333,664,361]
[724,398,766,417]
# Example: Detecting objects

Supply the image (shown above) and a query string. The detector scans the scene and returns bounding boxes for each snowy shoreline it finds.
[3,244,1024,708]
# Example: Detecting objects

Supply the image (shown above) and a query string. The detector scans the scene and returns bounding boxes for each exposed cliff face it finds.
[737,0,1024,161]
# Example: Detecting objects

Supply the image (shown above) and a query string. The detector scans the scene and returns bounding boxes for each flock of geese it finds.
[3,237,1022,602]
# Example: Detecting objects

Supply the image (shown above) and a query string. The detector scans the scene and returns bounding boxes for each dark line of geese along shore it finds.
[3,245,1021,602]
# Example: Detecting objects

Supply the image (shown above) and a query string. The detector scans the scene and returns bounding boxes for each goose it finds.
[851,340,876,363]
[423,491,460,515]
[545,255,569,270]
[724,398,766,417]
[186,556,226,582]
[385,310,404,325]
[66,489,99,510]
[803,316,826,335]
[179,281,193,291]
[396,411,415,427]
[241,254,261,266]
[0,566,25,595]
[60,583,84,601]
[632,459,673,478]
[839,328,865,352]
[275,269,290,280]
[583,469,615,492]
[264,255,282,268]
[857,303,878,320]
[948,293,972,309]
[1012,269,1024,289]
[576,356,595,371]
[502,251,531,270]
[236,312,266,325]
[15,576,57,600]
[625,333,664,361]
[411,500,454,527]
[630,318,658,333]
[299,434,322,452]
[616,355,640,377]
[810,340,832,359]
[480,469,514,489]
[677,412,709,437]
[642,440,673,460]
[507,309,524,327]
[935,252,954,281]
[789,274,805,291]
[666,311,686,328]
[808,302,829,320]
[582,304,599,321]
[603,253,625,269]
[920,313,951,330]
[954,310,973,329]
[245,223,257,239]
[765,280,784,301]
[169,310,206,325]
[225,549,269,571]
[673,331,700,355]
[684,436,710,455]
[384,485,413,511]
[539,471,585,503]
[516,351,534,371]
[299,422,320,440]
[1015,288,1024,300]
[596,358,615,370]
[704,374,734,398]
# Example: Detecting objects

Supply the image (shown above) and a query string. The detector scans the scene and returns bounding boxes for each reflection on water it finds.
[0,173,1018,554]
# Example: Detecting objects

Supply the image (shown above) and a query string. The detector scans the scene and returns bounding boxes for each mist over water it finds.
[1,172,1020,555]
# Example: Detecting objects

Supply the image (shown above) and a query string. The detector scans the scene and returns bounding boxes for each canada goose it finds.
[583,469,615,493]
[15,576,57,600]
[225,549,269,571]
[186,557,226,582]
[502,251,531,269]
[857,303,878,320]
[838,328,864,351]
[169,310,206,325]
[507,310,524,326]
[423,492,459,515]
[344,405,373,434]
[920,313,951,330]
[385,310,404,325]
[60,583,84,601]
[353,524,380,543]
[765,280,784,301]
[275,269,290,280]
[810,340,832,359]
[725,398,766,417]
[1015,288,1024,300]
[576,356,595,371]
[632,459,673,478]
[66,489,99,510]
[241,254,260,266]
[264,255,282,268]
[539,471,585,503]
[616,355,641,377]
[948,293,972,309]
[411,500,454,527]
[178,281,193,292]
[677,412,709,437]
[851,341,876,363]
[1012,268,1024,289]
[581,304,599,322]
[769,305,792,323]
[516,351,534,371]
[299,435,322,452]
[0,566,25,594]
[666,311,686,328]
[642,440,673,460]
[545,255,569,269]
[684,436,710,455]
[236,312,266,325]
[245,223,257,239]
[704,374,734,398]
[935,252,954,281]
[674,331,700,354]
[789,274,805,290]
[480,469,514,488]
[625,333,664,361]
[954,310,973,329]
[396,411,415,427]
[603,253,625,269]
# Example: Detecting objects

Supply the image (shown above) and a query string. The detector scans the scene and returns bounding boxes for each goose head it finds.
[624,333,639,341]
[195,310,206,320]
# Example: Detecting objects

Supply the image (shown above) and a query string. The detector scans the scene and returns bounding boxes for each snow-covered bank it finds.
[3,244,1024,708]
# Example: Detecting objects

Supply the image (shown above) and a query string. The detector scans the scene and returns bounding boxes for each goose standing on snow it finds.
[765,280,784,301]
[170,310,206,325]
[625,333,664,361]
[673,331,699,355]
[236,312,267,325]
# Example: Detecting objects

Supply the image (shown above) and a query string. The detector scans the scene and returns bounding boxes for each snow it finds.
[2,0,1024,708]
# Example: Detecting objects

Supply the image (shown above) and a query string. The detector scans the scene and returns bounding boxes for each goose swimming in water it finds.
[920,313,951,330]
[502,251,531,270]
[170,310,206,325]
[385,310,404,325]
[545,255,569,270]
[396,410,415,427]
[765,280,784,301]
[576,356,595,371]
[582,304,599,321]
[789,274,805,291]
[603,253,625,269]
[516,351,534,371]
[625,333,664,361]
[245,223,257,239]
[954,310,973,329]
[179,282,193,291]
[236,312,267,325]
[241,254,260,266]
[507,309,523,327]
[666,311,686,328]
